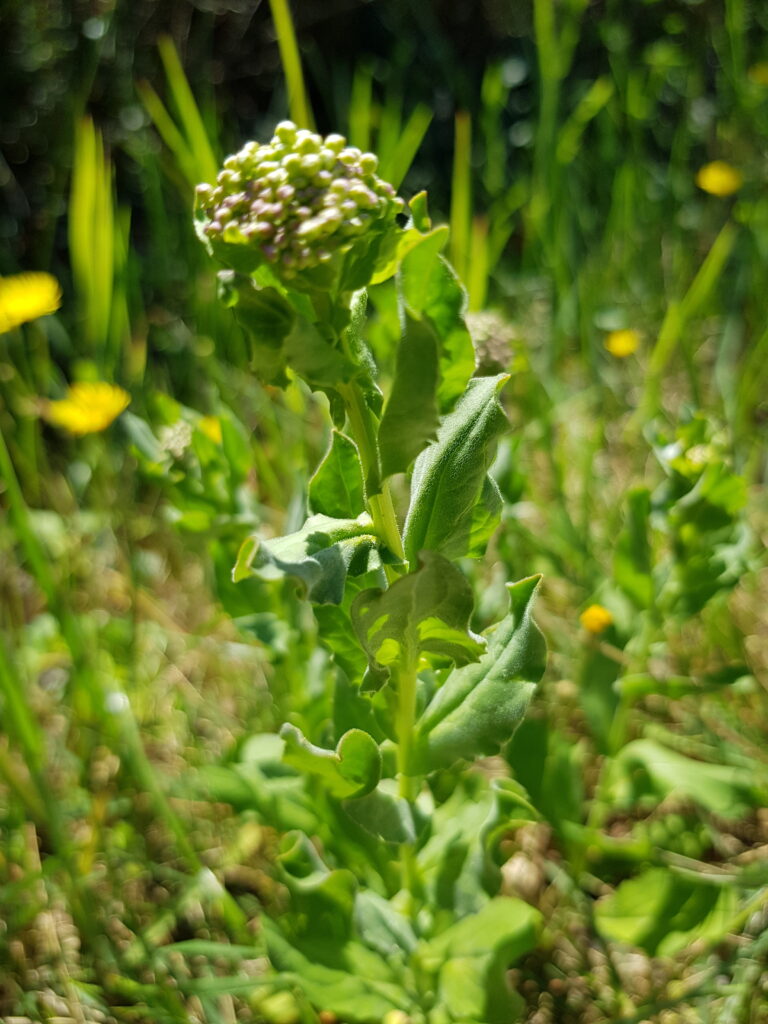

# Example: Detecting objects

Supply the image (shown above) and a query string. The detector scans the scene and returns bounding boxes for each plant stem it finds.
[396,654,420,918]
[337,380,405,573]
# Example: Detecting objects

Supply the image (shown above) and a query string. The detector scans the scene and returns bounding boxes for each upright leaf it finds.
[309,430,366,518]
[400,228,475,410]
[414,575,545,770]
[351,551,485,692]
[378,312,440,478]
[403,374,509,564]
[614,487,654,608]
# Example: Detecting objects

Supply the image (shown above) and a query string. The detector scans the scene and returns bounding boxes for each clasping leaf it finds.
[414,575,545,771]
[351,551,485,692]
[403,374,509,564]
[233,513,385,605]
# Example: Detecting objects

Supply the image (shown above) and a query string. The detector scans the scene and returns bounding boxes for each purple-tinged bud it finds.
[315,169,333,187]
[276,184,295,202]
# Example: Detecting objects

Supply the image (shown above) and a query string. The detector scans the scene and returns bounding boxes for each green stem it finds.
[337,380,405,573]
[396,655,420,917]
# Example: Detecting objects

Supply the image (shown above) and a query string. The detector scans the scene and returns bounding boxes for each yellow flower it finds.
[198,415,223,444]
[748,62,768,86]
[44,382,130,435]
[580,604,613,635]
[695,161,743,197]
[605,328,640,358]
[0,272,62,334]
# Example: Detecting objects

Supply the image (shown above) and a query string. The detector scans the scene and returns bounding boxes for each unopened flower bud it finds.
[196,120,404,280]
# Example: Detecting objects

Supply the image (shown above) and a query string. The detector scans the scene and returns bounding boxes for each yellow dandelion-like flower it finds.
[198,415,223,444]
[0,272,62,334]
[580,604,613,635]
[695,161,743,198]
[748,62,768,86]
[44,382,130,436]
[605,328,640,358]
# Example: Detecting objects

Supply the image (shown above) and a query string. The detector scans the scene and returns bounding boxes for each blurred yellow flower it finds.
[198,415,223,444]
[748,62,768,86]
[580,604,613,635]
[695,161,743,197]
[0,272,62,334]
[44,382,130,435]
[605,328,640,358]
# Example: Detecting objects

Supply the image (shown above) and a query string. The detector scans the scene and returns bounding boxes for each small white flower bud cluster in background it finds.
[196,121,405,278]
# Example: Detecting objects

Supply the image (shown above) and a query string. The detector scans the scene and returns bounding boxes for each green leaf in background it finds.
[280,724,381,798]
[351,551,485,692]
[263,918,409,1022]
[595,866,738,956]
[378,311,440,478]
[414,575,545,771]
[309,430,366,518]
[342,784,416,844]
[608,738,765,818]
[420,897,541,1023]
[278,831,357,946]
[233,513,383,605]
[403,374,509,564]
[613,487,654,609]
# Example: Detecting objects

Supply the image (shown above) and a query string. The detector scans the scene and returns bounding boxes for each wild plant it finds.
[193,120,547,1023]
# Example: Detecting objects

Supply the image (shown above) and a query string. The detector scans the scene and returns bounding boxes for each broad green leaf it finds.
[609,738,764,818]
[403,375,509,564]
[419,896,541,970]
[233,513,383,605]
[309,430,366,519]
[438,955,526,1024]
[280,724,381,798]
[342,784,416,844]
[595,867,738,956]
[262,918,409,1022]
[614,487,653,609]
[378,312,440,478]
[354,890,417,958]
[278,831,357,946]
[414,576,544,771]
[351,551,485,692]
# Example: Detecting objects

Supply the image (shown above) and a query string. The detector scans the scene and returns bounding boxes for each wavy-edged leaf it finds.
[403,374,509,564]
[378,312,440,478]
[351,551,485,692]
[309,430,365,518]
[414,576,545,771]
[280,724,380,798]
[233,513,383,605]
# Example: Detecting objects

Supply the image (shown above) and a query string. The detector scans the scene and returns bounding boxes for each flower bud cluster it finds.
[196,121,404,278]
